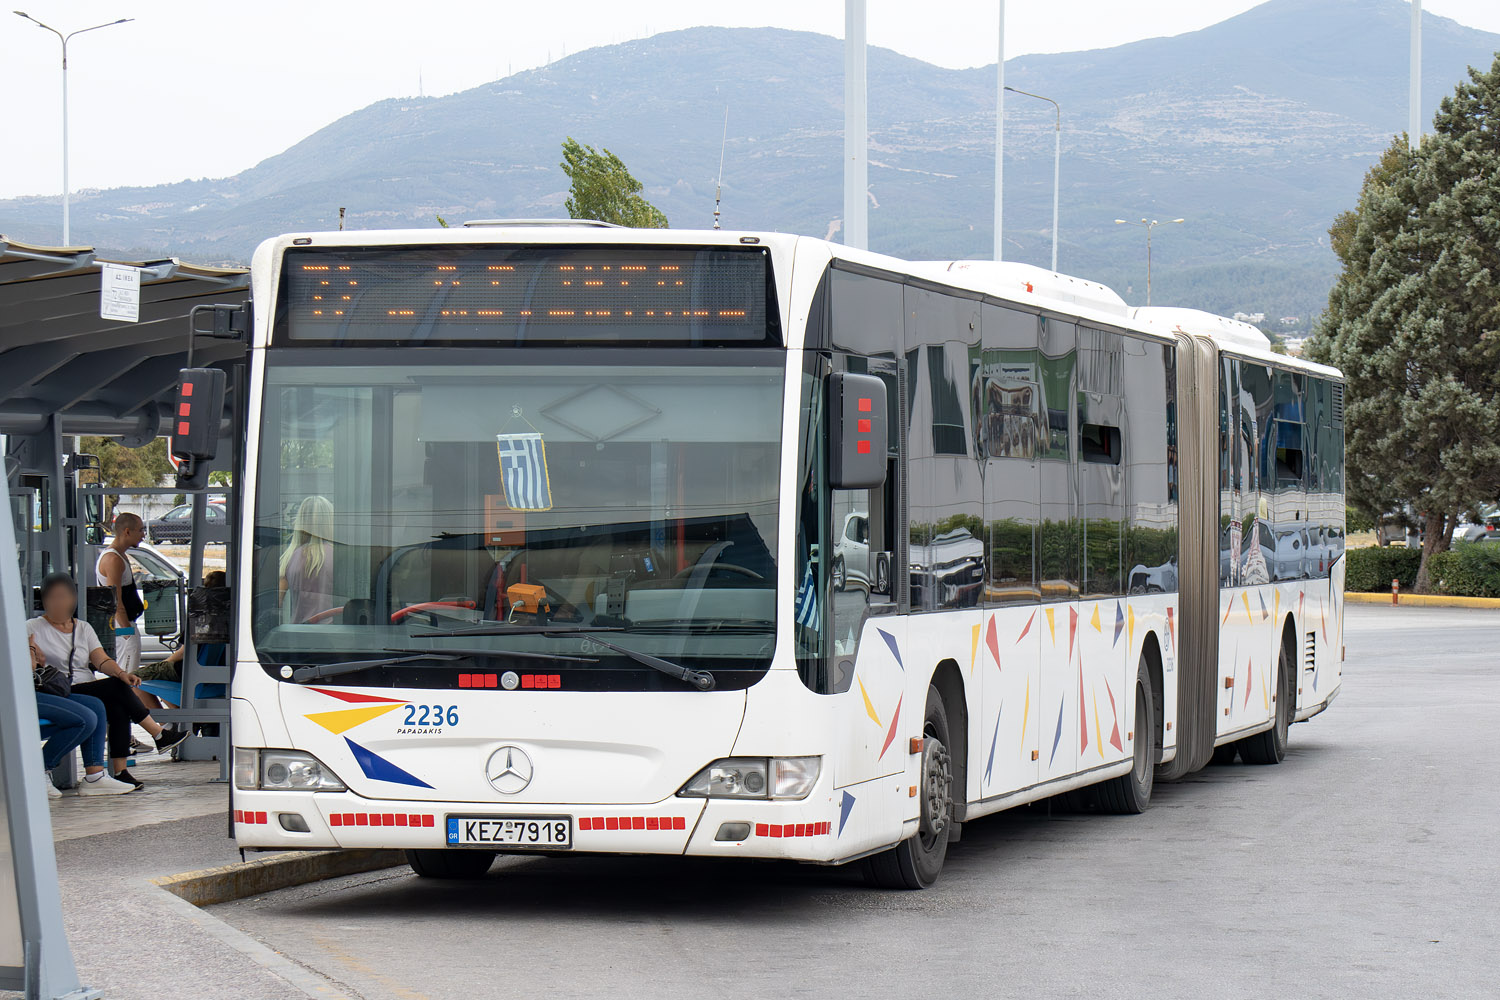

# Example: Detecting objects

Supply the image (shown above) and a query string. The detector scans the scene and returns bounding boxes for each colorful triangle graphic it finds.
[306,702,403,736]
[344,737,433,788]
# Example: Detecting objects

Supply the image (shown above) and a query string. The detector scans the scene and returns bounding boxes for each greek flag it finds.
[496,432,552,510]
[794,562,819,629]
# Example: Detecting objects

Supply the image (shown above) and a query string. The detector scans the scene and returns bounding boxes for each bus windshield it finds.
[251,351,785,689]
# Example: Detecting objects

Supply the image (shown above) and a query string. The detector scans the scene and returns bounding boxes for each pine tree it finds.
[1308,55,1500,592]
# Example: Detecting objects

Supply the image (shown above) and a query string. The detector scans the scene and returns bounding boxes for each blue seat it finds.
[140,643,229,706]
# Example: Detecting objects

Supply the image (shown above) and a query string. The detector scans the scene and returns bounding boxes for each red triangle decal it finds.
[309,687,407,704]
[879,696,904,760]
[985,616,1001,669]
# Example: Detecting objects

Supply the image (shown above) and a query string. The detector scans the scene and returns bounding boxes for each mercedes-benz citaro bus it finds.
[231,222,1346,888]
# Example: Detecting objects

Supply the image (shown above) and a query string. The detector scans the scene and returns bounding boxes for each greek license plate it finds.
[446,816,572,849]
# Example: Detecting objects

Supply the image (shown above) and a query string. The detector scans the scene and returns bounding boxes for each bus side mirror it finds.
[172,368,226,490]
[830,372,887,490]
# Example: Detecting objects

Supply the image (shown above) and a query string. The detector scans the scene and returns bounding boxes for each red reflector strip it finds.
[856,440,871,454]
[178,402,191,417]
[519,674,562,689]
[858,397,871,411]
[176,422,190,436]
[329,812,431,828]
[459,673,499,688]
[857,418,871,432]
[580,816,686,832]
[181,382,194,397]
[754,822,829,838]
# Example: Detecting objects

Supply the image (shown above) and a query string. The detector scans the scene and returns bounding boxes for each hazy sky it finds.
[2,0,1497,200]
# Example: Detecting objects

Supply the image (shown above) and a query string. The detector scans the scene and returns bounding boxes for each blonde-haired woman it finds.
[279,495,334,623]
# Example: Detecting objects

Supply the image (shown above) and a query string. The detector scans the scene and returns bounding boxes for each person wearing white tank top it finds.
[97,512,148,678]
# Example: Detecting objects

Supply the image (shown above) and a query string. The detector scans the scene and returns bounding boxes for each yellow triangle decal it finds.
[1242,592,1253,624]
[305,702,403,735]
[970,623,981,675]
[1020,675,1031,751]
[857,676,882,728]
[1127,605,1136,649]
[1092,684,1104,758]
[1090,605,1102,633]
[1273,590,1281,623]
[1045,607,1056,644]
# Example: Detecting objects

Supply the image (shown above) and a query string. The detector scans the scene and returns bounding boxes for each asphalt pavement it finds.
[197,604,1498,1000]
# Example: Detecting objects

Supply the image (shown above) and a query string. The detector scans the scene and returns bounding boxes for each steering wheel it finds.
[672,563,764,581]
[390,600,477,624]
[304,605,346,625]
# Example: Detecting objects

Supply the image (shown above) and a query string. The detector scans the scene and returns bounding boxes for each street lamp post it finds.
[1114,217,1184,306]
[1004,85,1060,271]
[13,11,134,246]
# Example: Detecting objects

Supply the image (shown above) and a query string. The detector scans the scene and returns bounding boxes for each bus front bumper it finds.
[232,791,855,863]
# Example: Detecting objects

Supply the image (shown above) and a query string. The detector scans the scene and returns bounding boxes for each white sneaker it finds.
[77,773,135,796]
[45,780,62,799]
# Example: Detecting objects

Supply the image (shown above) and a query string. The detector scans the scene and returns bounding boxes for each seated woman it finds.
[27,573,188,790]
[30,636,134,796]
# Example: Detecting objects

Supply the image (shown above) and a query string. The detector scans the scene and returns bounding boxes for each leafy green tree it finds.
[80,436,174,521]
[559,138,668,228]
[1308,57,1500,591]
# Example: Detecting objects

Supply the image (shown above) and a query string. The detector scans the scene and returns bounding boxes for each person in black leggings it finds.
[27,573,188,788]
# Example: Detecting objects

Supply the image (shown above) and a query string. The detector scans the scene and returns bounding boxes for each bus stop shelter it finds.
[1,234,249,773]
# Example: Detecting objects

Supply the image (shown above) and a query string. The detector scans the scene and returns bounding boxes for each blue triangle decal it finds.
[1113,601,1125,647]
[876,628,903,670]
[344,736,433,789]
[1049,699,1066,766]
[984,701,1003,786]
[838,790,856,837]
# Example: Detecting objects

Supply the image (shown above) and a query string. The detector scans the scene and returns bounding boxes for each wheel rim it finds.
[917,730,952,851]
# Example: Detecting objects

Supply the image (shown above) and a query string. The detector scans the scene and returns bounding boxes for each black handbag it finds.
[32,624,76,698]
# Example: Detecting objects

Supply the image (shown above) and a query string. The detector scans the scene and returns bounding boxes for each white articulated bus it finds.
[230,224,1345,888]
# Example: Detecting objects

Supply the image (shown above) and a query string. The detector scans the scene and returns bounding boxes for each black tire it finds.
[864,684,954,890]
[1211,743,1239,765]
[1238,636,1294,765]
[1096,661,1155,814]
[405,848,496,879]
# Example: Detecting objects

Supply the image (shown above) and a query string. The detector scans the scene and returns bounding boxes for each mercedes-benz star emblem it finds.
[485,745,534,794]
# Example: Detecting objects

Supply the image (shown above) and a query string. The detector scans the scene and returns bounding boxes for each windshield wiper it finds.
[289,646,597,683]
[413,625,715,691]
[411,623,621,639]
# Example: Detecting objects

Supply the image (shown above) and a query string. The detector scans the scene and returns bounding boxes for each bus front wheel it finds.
[864,684,953,890]
[405,849,496,879]
[1096,660,1155,814]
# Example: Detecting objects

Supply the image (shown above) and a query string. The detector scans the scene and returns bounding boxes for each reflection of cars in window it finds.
[833,512,870,593]
[909,528,985,609]
[148,502,228,545]
[1128,558,1177,594]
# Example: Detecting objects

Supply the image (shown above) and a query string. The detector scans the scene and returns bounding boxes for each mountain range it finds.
[1,0,1497,326]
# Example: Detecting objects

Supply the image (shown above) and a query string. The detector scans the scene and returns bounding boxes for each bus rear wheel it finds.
[1096,660,1155,814]
[406,849,496,879]
[864,684,953,890]
[1238,638,1294,765]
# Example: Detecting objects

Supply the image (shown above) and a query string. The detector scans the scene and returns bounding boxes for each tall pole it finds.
[994,1,1005,260]
[1005,86,1060,271]
[1146,227,1153,306]
[60,35,69,244]
[843,0,868,251]
[1115,217,1184,307]
[13,13,134,246]
[1408,0,1421,151]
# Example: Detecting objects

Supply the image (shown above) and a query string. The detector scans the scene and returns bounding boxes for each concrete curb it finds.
[1345,592,1500,609]
[151,849,405,906]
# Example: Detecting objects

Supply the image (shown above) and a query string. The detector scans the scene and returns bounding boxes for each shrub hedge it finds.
[1345,542,1500,596]
[1430,543,1500,598]
[1344,546,1421,593]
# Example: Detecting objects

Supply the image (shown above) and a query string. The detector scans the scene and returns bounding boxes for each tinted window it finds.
[1037,317,1077,598]
[1124,337,1178,595]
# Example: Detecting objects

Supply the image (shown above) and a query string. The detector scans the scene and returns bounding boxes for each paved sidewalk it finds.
[45,754,331,1000]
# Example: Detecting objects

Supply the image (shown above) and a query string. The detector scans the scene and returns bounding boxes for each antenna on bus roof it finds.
[713,107,729,230]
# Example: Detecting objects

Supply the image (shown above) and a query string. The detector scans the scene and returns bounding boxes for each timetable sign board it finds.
[101,262,141,323]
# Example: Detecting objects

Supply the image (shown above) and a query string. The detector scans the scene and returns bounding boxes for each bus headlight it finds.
[678,757,821,801]
[234,748,347,792]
